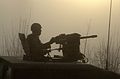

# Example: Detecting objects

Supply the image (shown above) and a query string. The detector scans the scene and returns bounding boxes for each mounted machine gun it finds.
[50,33,97,63]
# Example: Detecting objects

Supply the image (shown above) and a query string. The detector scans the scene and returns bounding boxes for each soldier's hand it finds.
[49,37,55,44]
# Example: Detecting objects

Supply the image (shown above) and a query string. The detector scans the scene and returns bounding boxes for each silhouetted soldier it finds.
[27,23,54,61]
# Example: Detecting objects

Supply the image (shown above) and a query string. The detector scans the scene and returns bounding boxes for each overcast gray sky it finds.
[0,0,120,55]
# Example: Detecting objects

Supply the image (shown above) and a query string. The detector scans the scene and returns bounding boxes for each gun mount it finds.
[50,33,97,62]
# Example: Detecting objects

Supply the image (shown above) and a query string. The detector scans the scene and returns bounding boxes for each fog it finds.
[0,0,120,56]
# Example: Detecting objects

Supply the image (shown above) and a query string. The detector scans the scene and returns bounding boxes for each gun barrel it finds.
[80,35,97,39]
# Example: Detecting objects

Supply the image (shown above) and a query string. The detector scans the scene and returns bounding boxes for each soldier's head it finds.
[31,23,42,36]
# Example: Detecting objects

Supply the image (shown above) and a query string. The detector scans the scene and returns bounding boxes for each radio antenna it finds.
[106,0,113,70]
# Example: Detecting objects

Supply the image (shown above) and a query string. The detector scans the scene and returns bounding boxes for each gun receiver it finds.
[48,33,97,62]
[80,35,97,39]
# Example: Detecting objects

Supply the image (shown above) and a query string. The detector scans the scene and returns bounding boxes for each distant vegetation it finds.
[0,17,30,56]
[86,31,120,73]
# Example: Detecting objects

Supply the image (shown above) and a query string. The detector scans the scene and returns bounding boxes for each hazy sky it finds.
[0,0,120,55]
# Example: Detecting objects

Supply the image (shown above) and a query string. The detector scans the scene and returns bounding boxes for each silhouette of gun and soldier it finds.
[19,23,97,62]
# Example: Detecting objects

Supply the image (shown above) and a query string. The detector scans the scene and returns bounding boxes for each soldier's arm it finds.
[42,37,55,49]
